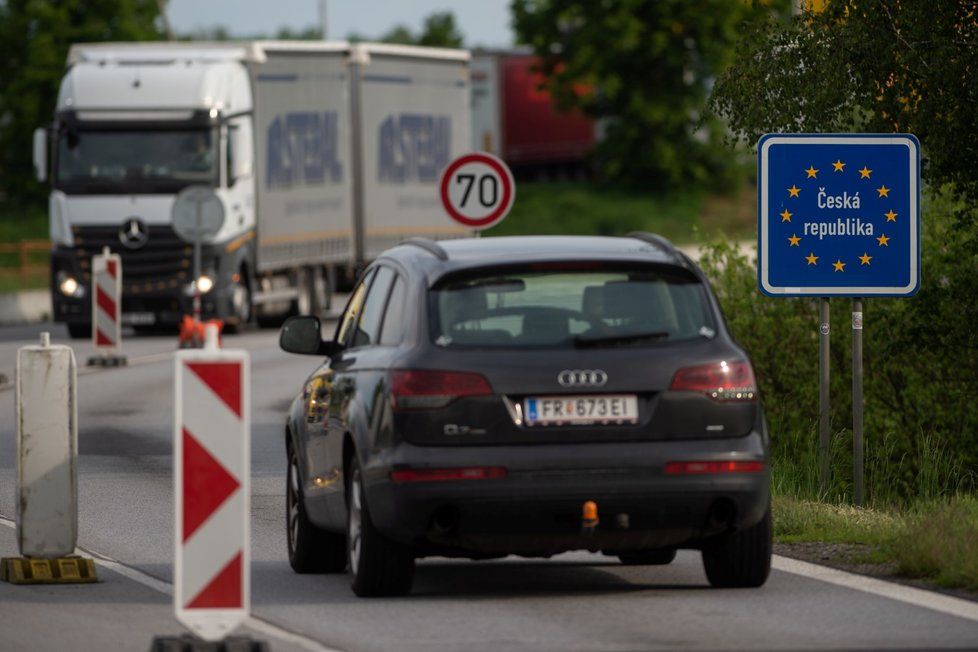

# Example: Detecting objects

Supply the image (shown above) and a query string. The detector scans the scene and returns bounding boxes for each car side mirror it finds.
[279,316,340,356]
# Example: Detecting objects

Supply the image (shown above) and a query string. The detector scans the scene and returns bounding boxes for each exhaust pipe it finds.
[707,499,736,530]
[431,505,460,535]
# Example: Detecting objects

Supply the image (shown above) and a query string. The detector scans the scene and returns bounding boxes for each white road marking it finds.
[773,555,978,623]
[0,515,340,652]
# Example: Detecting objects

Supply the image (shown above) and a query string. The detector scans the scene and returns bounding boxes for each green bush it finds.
[885,496,978,590]
[698,190,977,506]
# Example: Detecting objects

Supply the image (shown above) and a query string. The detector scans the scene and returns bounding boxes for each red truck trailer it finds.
[471,50,595,175]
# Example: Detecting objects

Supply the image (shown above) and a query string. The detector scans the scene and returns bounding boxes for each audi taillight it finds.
[390,370,493,410]
[665,460,765,475]
[390,466,507,483]
[670,360,757,401]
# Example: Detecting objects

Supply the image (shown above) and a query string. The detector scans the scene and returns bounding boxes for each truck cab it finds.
[37,44,257,336]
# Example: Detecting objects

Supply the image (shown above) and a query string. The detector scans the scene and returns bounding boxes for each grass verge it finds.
[774,494,978,591]
[485,181,756,243]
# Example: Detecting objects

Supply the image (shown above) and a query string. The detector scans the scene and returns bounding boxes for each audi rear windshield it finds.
[430,264,716,349]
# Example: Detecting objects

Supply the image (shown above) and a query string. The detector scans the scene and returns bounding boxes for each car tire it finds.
[347,461,415,597]
[618,548,677,566]
[286,445,346,574]
[66,322,90,339]
[701,506,772,588]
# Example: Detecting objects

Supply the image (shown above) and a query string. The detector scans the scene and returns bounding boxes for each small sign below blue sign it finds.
[757,134,920,297]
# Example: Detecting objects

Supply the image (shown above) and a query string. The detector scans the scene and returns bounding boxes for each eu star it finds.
[780,209,792,222]
[788,185,801,198]
[806,252,818,265]
[788,234,801,247]
[859,252,872,265]
[877,185,890,198]
[832,160,845,172]
[859,166,872,179]
[877,233,890,247]
[884,209,897,222]
[833,259,846,272]
[805,166,819,178]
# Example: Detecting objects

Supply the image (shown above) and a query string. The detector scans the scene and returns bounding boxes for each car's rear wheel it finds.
[701,506,772,588]
[618,548,677,566]
[286,445,345,573]
[347,461,415,597]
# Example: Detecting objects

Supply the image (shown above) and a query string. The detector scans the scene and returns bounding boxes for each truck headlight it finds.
[57,271,85,298]
[185,274,215,296]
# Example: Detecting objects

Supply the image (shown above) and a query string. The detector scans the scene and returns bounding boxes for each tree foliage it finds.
[0,0,161,203]
[380,11,464,48]
[710,2,978,491]
[711,0,978,209]
[511,0,784,189]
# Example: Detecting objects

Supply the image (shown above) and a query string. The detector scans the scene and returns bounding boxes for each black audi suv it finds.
[280,234,771,597]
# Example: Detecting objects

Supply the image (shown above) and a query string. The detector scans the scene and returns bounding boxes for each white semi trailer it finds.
[33,41,470,337]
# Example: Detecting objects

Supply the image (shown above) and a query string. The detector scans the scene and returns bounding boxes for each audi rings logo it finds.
[557,369,608,387]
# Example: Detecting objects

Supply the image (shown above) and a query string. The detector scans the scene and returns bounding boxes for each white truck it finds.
[33,41,470,337]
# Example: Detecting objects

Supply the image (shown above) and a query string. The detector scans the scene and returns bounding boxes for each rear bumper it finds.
[360,433,769,557]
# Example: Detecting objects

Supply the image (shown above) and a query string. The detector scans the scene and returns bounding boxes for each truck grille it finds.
[73,224,192,285]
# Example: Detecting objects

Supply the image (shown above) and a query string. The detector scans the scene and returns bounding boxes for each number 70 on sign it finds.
[439,152,516,231]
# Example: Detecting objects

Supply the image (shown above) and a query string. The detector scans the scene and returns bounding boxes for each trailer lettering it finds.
[378,114,451,184]
[266,111,343,189]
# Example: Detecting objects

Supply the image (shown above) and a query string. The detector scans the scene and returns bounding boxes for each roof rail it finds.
[399,237,449,261]
[627,231,681,259]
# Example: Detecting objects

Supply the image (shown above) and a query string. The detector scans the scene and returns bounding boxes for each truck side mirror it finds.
[32,128,47,183]
[229,119,253,185]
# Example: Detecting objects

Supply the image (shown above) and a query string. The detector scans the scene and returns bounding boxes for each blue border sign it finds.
[757,134,920,297]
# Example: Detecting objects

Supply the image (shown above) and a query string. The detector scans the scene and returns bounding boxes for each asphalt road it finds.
[1,320,976,651]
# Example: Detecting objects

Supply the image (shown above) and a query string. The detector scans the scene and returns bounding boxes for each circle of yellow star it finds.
[859,166,872,179]
[884,209,897,222]
[788,185,801,198]
[833,259,846,272]
[832,160,845,172]
[859,252,872,265]
[877,185,890,198]
[876,233,890,247]
[780,209,792,222]
[788,234,801,247]
[806,252,818,265]
[805,166,819,178]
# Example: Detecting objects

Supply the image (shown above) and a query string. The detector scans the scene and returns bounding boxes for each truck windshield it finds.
[55,128,217,193]
[431,265,715,349]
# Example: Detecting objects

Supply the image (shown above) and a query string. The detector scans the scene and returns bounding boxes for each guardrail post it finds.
[1,332,97,584]
[87,246,127,367]
[153,323,265,650]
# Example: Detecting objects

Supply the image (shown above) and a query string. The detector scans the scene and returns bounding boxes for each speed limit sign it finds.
[439,152,516,230]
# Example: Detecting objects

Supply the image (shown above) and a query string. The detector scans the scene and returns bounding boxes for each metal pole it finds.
[852,298,864,506]
[348,49,366,268]
[193,201,202,343]
[819,297,830,498]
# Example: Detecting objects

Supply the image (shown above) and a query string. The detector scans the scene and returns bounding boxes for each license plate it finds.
[524,394,639,426]
[122,312,155,325]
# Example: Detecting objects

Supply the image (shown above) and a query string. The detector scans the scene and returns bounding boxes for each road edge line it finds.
[0,515,341,652]
[773,554,978,623]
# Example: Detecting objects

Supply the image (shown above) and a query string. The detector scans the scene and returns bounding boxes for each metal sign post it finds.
[758,133,919,504]
[819,298,830,497]
[172,185,225,347]
[852,299,864,505]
